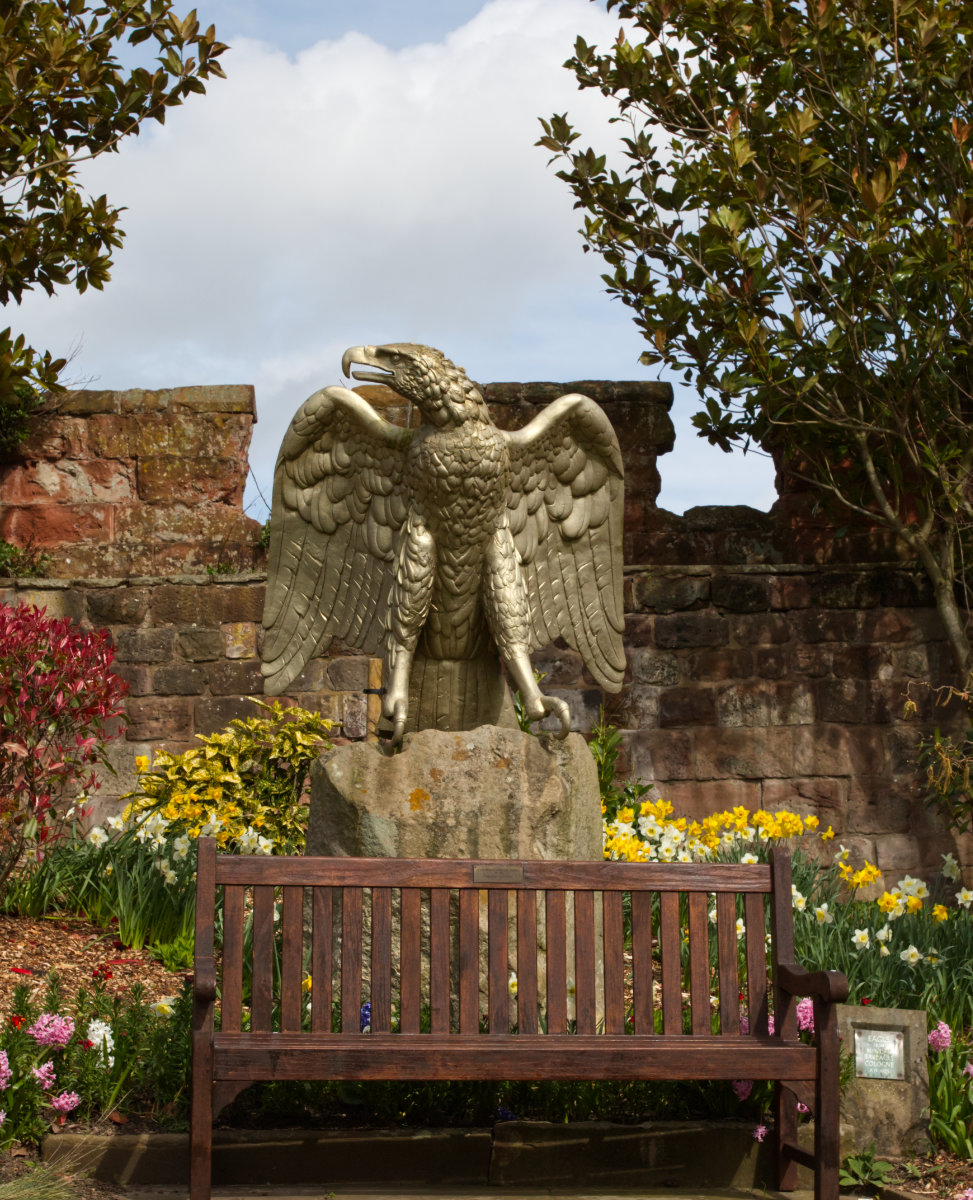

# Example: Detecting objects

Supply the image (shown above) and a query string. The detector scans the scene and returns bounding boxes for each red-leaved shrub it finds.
[0,604,128,892]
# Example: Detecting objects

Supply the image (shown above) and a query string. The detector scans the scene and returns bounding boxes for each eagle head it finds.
[341,343,488,428]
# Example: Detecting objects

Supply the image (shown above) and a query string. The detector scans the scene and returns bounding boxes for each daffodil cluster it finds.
[603,799,827,864]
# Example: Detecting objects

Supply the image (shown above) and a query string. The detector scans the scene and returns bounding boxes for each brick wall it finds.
[0,381,965,878]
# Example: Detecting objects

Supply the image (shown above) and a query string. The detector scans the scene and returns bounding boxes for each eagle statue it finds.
[261,343,625,747]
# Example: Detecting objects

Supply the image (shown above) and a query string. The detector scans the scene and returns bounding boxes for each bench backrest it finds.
[195,840,798,1041]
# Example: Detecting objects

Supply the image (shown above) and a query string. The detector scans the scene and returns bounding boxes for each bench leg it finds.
[774,1082,798,1190]
[814,999,841,1200]
[190,1032,213,1200]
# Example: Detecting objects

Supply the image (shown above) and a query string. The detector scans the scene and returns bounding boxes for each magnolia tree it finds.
[0,604,128,892]
[539,0,973,681]
[0,1,226,452]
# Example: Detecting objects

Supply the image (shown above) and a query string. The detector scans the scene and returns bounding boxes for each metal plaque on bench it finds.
[854,1028,905,1080]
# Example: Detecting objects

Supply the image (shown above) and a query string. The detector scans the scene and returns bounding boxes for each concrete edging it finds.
[42,1121,784,1189]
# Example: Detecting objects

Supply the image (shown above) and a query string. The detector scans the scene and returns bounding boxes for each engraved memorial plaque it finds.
[854,1028,905,1080]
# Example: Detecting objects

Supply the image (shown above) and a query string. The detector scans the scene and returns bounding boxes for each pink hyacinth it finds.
[927,1021,952,1051]
[796,997,815,1034]
[0,1051,10,1091]
[797,1102,810,1114]
[51,1091,80,1114]
[32,1061,56,1090]
[732,1079,753,1100]
[753,1124,769,1143]
[964,1062,973,1078]
[27,1012,75,1047]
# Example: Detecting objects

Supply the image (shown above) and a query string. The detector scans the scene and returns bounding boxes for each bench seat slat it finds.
[214,857,772,892]
[212,1032,817,1082]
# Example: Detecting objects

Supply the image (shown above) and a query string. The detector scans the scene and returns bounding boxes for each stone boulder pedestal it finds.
[306,725,603,1021]
[306,725,601,862]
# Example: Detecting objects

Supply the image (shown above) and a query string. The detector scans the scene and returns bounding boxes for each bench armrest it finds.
[194,958,217,1004]
[777,961,849,1004]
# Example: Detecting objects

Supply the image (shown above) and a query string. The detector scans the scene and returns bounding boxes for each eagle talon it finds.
[539,695,571,739]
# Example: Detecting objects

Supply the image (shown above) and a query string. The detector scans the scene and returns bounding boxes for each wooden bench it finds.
[191,838,848,1200]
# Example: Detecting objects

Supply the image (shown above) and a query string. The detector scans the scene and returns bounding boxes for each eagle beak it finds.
[342,345,394,385]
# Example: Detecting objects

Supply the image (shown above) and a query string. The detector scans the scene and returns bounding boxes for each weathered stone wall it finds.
[0,386,262,577]
[0,380,965,878]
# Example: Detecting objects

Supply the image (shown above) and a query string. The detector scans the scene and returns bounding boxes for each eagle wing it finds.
[261,385,412,694]
[505,393,625,691]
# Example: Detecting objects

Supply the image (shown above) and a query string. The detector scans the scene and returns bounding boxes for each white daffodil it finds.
[879,944,890,957]
[149,996,178,1017]
[835,844,850,862]
[736,918,746,941]
[792,889,807,913]
[926,948,943,966]
[105,814,124,833]
[740,852,759,864]
[851,928,870,951]
[875,924,892,943]
[86,827,109,848]
[956,887,973,910]
[172,835,191,861]
[941,853,961,882]
[255,834,273,855]
[900,944,923,966]
[814,903,834,925]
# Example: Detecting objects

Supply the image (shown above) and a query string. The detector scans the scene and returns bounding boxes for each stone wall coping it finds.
[482,380,673,407]
[0,573,269,587]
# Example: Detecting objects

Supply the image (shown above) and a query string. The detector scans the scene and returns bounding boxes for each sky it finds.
[12,0,777,522]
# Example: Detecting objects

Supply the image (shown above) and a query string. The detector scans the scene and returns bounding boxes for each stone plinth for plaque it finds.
[836,1004,930,1156]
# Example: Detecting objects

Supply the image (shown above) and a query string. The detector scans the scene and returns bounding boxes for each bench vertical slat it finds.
[716,891,740,1035]
[517,890,539,1035]
[770,850,797,1040]
[190,837,216,1200]
[687,892,711,1035]
[771,850,798,1190]
[400,888,421,1034]
[280,885,304,1032]
[574,890,596,1035]
[429,888,450,1034]
[311,888,333,1032]
[251,885,276,1032]
[221,885,245,1034]
[488,889,509,1034]
[745,891,769,1034]
[371,887,392,1033]
[458,889,479,1033]
[630,889,652,1034]
[545,890,567,1034]
[602,890,625,1034]
[659,891,683,1035]
[341,886,363,1034]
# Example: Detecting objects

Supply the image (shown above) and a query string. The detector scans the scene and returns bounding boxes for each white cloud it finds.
[11,0,776,517]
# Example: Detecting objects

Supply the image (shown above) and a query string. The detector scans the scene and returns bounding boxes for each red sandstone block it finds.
[171,384,256,415]
[208,659,264,695]
[846,776,912,835]
[715,680,813,727]
[694,727,795,781]
[136,457,245,505]
[125,696,194,740]
[0,459,135,506]
[768,576,812,610]
[658,686,717,727]
[0,503,114,546]
[761,777,846,823]
[657,778,762,818]
[117,389,173,413]
[218,583,265,623]
[55,390,120,415]
[687,648,753,681]
[611,686,660,729]
[150,583,224,626]
[792,724,887,777]
[85,586,150,625]
[16,415,88,461]
[194,695,264,735]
